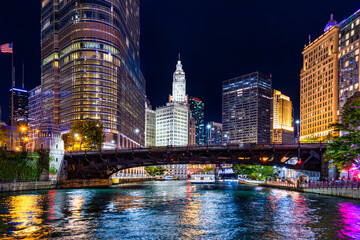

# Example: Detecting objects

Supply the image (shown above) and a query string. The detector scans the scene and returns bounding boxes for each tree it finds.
[145,166,166,176]
[325,98,360,171]
[0,129,8,147]
[203,166,214,173]
[233,164,276,180]
[69,120,106,150]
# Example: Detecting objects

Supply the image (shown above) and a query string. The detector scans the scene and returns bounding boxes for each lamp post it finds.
[207,124,212,145]
[20,126,28,151]
[134,128,143,148]
[295,120,300,143]
[224,134,229,145]
[74,133,82,151]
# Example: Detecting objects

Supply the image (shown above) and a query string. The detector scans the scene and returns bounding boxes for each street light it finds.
[224,134,229,145]
[207,124,212,145]
[295,120,300,143]
[134,128,143,148]
[74,133,82,151]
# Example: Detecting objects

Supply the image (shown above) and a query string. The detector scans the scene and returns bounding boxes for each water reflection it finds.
[0,182,360,239]
[337,203,360,239]
[0,193,52,239]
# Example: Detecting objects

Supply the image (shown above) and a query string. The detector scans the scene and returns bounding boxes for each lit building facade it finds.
[222,72,272,143]
[338,10,360,110]
[300,16,339,141]
[8,88,29,125]
[41,0,145,149]
[189,97,205,145]
[205,121,223,145]
[145,99,156,147]
[28,86,42,151]
[161,164,188,180]
[272,90,294,144]
[28,86,42,129]
[156,57,188,147]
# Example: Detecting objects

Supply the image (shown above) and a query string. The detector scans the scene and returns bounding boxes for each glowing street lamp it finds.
[207,124,212,145]
[74,133,82,151]
[295,120,300,143]
[134,128,143,148]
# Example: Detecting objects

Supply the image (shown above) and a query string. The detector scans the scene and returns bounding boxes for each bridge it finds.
[61,143,327,180]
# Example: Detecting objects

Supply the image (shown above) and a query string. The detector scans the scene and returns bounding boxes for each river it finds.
[0,181,360,239]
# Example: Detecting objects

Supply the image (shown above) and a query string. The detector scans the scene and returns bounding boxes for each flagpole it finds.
[11,42,14,151]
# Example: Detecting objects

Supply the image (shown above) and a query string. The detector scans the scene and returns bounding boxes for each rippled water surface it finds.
[1,181,360,239]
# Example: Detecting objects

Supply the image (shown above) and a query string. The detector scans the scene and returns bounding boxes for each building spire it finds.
[178,52,181,61]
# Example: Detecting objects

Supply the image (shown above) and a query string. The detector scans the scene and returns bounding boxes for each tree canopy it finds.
[69,120,105,150]
[325,98,360,171]
[233,164,276,180]
[145,166,166,176]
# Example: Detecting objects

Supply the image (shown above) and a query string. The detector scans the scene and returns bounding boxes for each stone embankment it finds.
[0,178,154,193]
[0,181,57,193]
[260,182,360,199]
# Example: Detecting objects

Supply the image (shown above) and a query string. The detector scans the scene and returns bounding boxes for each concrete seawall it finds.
[260,183,360,199]
[303,187,360,199]
[0,181,57,193]
[0,178,154,193]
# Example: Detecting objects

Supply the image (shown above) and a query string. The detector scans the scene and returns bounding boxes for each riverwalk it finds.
[261,181,360,199]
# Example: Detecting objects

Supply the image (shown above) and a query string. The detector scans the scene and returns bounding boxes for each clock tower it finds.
[172,54,187,104]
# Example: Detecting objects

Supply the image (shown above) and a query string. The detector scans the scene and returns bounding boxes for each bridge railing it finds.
[66,142,325,154]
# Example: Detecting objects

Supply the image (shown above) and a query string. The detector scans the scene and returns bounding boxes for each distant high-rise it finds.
[189,97,205,145]
[205,121,223,145]
[272,90,294,144]
[145,99,156,147]
[338,10,360,110]
[8,88,28,125]
[222,72,272,143]
[188,115,196,146]
[156,56,188,147]
[300,15,339,141]
[41,0,145,149]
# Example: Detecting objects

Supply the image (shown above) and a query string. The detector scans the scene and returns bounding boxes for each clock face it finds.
[177,84,184,91]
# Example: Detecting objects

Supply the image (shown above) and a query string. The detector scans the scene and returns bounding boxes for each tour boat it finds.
[164,175,174,181]
[191,174,215,184]
[238,176,264,186]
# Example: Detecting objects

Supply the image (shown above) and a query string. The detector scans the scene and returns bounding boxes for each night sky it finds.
[0,1,359,124]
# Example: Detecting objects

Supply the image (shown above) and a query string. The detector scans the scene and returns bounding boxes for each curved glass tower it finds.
[41,0,145,148]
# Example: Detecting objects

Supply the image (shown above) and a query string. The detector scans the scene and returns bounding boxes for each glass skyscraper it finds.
[338,10,360,110]
[8,88,29,124]
[41,0,145,148]
[189,97,205,145]
[222,72,272,144]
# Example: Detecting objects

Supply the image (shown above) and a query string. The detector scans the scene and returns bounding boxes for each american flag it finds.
[0,43,13,54]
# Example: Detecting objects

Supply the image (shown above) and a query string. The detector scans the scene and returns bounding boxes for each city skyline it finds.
[0,1,360,124]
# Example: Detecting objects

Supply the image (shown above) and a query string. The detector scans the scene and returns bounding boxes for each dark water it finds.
[0,181,360,239]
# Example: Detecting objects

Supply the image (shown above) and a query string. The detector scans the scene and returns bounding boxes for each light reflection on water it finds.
[0,181,360,239]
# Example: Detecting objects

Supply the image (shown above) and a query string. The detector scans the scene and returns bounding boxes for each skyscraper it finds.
[189,97,205,145]
[222,72,272,143]
[300,15,339,141]
[188,115,196,146]
[8,88,28,125]
[28,86,42,130]
[272,90,294,144]
[145,99,156,147]
[338,10,360,110]
[156,56,188,147]
[41,0,145,149]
